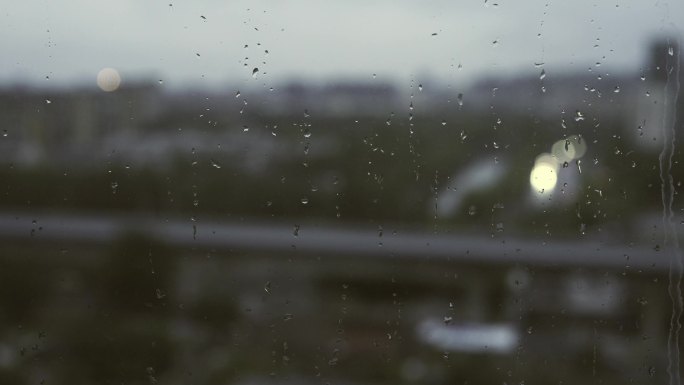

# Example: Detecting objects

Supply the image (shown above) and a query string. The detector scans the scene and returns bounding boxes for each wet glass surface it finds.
[0,1,683,384]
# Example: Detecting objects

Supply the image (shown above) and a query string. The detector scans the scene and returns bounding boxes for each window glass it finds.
[0,1,682,384]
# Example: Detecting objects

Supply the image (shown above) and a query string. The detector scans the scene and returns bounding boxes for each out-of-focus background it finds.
[1,1,683,384]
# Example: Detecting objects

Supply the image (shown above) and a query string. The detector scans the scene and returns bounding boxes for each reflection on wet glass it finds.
[0,1,682,384]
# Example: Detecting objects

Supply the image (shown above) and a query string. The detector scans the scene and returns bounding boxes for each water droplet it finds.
[441,120,447,126]
[574,110,584,122]
[200,15,206,20]
[468,205,477,216]
[293,224,300,237]
[264,281,271,294]
[196,53,201,57]
[147,367,158,384]
[300,197,309,205]
[252,67,259,78]
[443,316,452,325]
[668,46,674,56]
[431,32,438,36]
[45,99,51,104]
[539,69,546,80]
[283,313,294,321]
[158,79,163,84]
[613,86,620,93]
[457,93,463,106]
[210,159,221,169]
[418,84,423,91]
[235,90,241,98]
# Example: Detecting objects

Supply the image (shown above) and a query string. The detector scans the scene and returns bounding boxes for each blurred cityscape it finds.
[0,37,682,384]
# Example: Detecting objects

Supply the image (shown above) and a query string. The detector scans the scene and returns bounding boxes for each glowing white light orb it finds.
[530,154,558,193]
[530,163,557,192]
[96,68,121,92]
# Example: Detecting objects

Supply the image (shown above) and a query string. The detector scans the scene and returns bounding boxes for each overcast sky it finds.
[0,0,681,89]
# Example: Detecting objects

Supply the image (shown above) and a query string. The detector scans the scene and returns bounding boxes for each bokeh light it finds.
[96,67,121,92]
[551,135,587,163]
[530,153,559,193]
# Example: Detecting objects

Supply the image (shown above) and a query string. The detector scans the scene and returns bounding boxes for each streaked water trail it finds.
[659,36,682,385]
